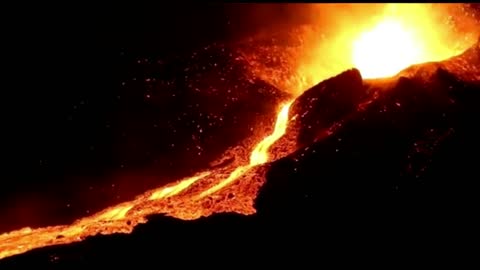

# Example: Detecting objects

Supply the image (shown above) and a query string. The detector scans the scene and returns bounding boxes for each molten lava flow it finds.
[149,172,211,200]
[0,101,293,260]
[1,3,479,261]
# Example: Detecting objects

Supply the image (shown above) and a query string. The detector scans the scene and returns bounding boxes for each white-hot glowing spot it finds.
[352,19,424,78]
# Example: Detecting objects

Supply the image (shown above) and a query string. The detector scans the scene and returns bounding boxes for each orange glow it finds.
[242,4,478,93]
[196,102,292,199]
[1,3,479,261]
[149,172,211,200]
[0,102,293,260]
[352,19,423,78]
[351,4,476,78]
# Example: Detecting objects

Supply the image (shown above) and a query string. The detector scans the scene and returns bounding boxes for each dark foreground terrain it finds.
[2,39,479,269]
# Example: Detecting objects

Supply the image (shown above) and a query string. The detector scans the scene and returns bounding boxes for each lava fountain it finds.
[0,3,477,261]
[351,4,475,79]
[249,3,478,94]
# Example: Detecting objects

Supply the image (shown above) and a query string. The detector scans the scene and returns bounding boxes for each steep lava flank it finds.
[2,39,480,266]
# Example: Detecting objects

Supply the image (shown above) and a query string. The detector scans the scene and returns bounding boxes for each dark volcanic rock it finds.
[288,68,368,147]
[256,40,480,224]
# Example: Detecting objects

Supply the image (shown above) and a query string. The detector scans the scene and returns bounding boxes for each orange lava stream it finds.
[1,3,477,261]
[0,101,293,260]
[196,102,292,199]
[350,4,472,79]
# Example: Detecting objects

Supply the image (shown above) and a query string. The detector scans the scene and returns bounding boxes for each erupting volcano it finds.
[351,4,471,79]
[1,3,480,265]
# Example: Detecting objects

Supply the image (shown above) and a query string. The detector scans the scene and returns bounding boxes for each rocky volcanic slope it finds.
[114,43,291,187]
[2,40,479,267]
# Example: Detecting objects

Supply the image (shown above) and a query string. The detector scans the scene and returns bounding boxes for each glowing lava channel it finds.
[196,101,292,199]
[0,101,293,260]
[2,3,476,260]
